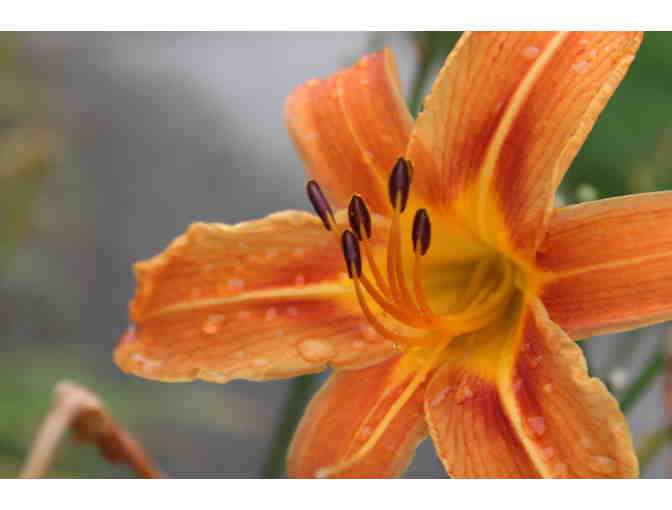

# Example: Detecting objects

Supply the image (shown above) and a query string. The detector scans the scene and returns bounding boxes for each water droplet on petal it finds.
[521,45,540,59]
[265,307,277,321]
[540,446,555,460]
[430,386,452,408]
[237,310,252,320]
[297,339,336,362]
[252,358,270,367]
[202,314,225,335]
[286,306,300,317]
[553,462,568,476]
[573,60,589,74]
[524,416,546,438]
[513,377,524,392]
[360,426,372,438]
[352,340,365,350]
[455,384,474,404]
[294,274,306,285]
[589,455,616,473]
[528,354,542,368]
[235,351,247,359]
[542,383,554,394]
[266,248,279,260]
[292,247,305,258]
[581,436,593,449]
[227,277,245,290]
[275,328,285,337]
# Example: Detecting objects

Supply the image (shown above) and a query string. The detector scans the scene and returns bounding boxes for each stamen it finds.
[348,195,390,295]
[348,195,372,240]
[386,159,419,313]
[315,336,450,478]
[388,157,412,213]
[342,230,428,337]
[411,209,431,256]
[306,180,335,231]
[341,230,362,279]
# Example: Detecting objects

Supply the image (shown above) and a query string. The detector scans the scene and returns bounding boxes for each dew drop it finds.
[528,354,542,369]
[237,310,252,320]
[227,277,245,290]
[275,328,285,337]
[454,384,474,405]
[294,274,306,285]
[360,324,377,340]
[573,60,589,74]
[238,241,249,250]
[235,350,247,359]
[352,340,366,350]
[520,342,530,352]
[265,307,278,321]
[286,305,300,317]
[524,416,546,438]
[265,248,279,260]
[521,45,540,59]
[589,455,616,473]
[553,462,568,476]
[430,386,452,408]
[297,339,336,362]
[581,436,593,449]
[360,426,372,438]
[252,358,270,367]
[292,247,305,258]
[542,383,554,394]
[540,446,555,460]
[579,39,589,45]
[202,314,225,335]
[513,377,523,392]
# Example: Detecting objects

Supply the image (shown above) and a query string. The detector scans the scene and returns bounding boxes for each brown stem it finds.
[20,380,164,478]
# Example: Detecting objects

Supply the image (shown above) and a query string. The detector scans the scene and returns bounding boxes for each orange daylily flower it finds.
[114,31,668,478]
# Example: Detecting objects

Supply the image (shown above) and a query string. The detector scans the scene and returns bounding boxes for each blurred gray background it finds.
[1,32,670,477]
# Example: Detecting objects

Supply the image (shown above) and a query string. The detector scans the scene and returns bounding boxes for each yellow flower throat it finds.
[307,157,520,353]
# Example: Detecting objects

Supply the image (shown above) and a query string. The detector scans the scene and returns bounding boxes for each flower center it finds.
[305,158,522,477]
[307,157,519,352]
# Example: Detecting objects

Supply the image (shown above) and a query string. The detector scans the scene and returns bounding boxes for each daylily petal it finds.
[406,31,642,255]
[539,192,672,340]
[114,210,396,383]
[425,299,636,478]
[285,49,413,214]
[287,355,428,478]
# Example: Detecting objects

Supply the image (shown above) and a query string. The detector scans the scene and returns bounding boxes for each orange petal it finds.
[287,355,428,478]
[425,299,637,478]
[114,210,396,383]
[285,49,413,214]
[539,192,672,340]
[406,31,642,254]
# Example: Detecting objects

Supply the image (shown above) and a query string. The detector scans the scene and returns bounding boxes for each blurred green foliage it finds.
[0,34,60,271]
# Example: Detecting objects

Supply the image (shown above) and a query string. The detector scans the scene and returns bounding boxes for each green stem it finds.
[618,351,665,413]
[261,374,319,478]
[637,425,672,472]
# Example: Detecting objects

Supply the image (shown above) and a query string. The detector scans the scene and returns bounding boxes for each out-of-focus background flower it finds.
[1,31,671,478]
